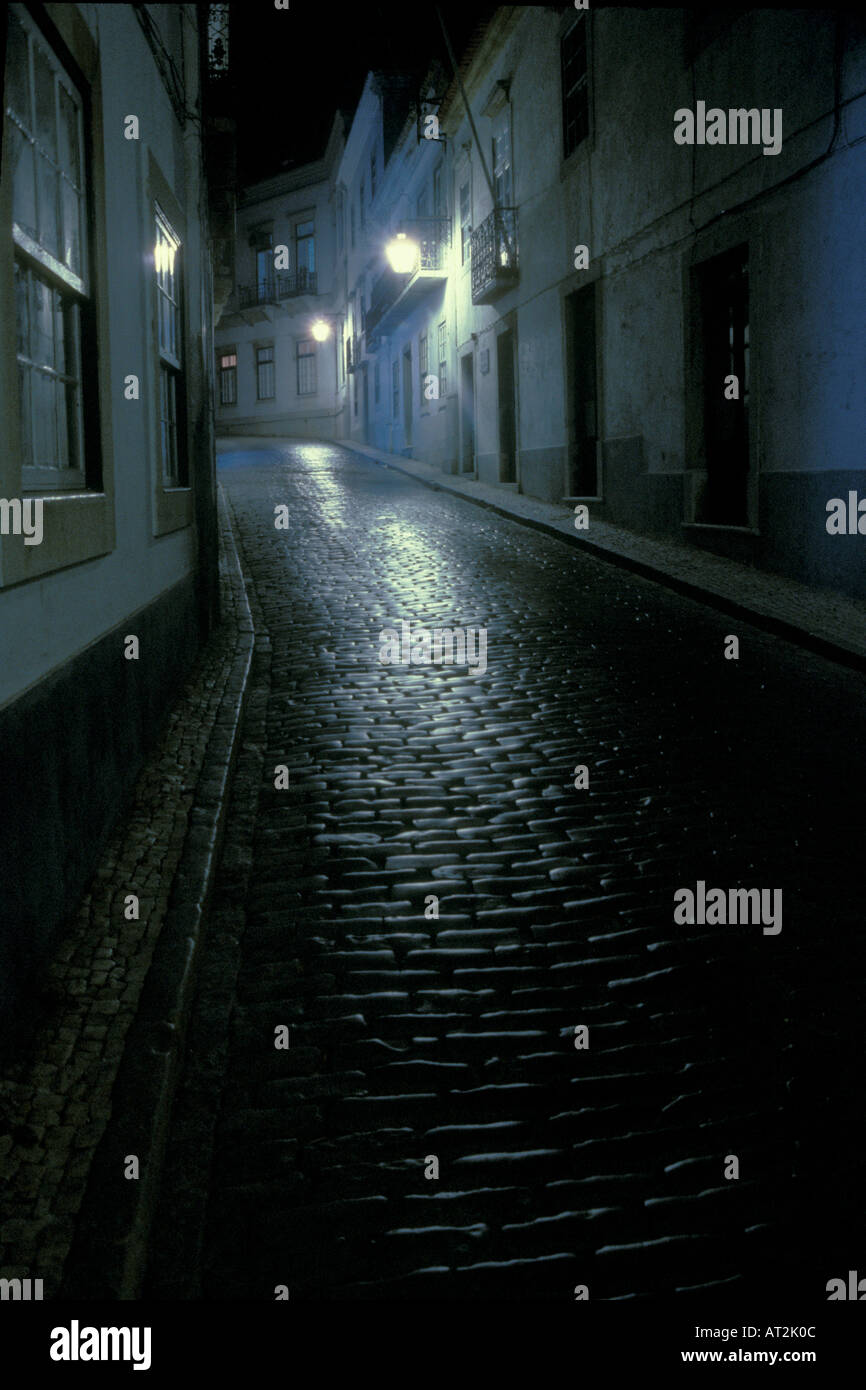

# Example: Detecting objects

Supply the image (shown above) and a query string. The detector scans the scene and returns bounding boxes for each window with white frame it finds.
[256,343,274,400]
[8,4,89,490]
[252,224,273,300]
[155,204,185,486]
[492,109,512,206]
[459,179,472,265]
[295,219,315,286]
[219,349,237,405]
[296,338,316,395]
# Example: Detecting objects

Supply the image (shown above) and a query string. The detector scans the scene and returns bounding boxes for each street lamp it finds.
[385,232,418,275]
[311,318,331,342]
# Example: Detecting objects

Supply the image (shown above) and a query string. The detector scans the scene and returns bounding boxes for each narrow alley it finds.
[141,440,866,1301]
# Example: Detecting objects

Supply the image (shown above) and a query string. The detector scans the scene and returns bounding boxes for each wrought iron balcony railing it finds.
[410,216,451,272]
[471,207,518,304]
[238,269,318,309]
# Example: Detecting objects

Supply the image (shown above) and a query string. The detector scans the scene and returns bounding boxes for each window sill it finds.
[0,490,114,588]
[154,484,193,536]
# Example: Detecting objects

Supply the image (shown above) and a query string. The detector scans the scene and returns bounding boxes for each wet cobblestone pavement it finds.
[146,440,866,1302]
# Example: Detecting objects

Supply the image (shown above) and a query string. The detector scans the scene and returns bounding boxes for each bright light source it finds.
[311,319,331,342]
[386,233,418,275]
[154,239,176,277]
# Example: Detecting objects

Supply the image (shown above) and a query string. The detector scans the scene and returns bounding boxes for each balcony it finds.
[365,218,451,344]
[237,269,318,310]
[471,207,518,304]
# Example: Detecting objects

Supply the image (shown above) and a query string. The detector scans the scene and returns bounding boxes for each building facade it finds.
[213,116,344,439]
[217,7,866,601]
[0,3,222,1018]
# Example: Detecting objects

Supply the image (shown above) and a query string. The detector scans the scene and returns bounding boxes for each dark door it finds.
[567,284,598,496]
[460,352,475,472]
[362,365,369,446]
[402,346,413,449]
[699,245,749,525]
[496,330,516,483]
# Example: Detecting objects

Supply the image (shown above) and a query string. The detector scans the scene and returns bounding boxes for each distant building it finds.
[0,3,225,1017]
[213,116,344,439]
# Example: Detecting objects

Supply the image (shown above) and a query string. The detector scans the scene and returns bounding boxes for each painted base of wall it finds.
[596,440,866,603]
[216,414,340,440]
[0,575,200,1022]
[475,452,501,488]
[519,447,567,503]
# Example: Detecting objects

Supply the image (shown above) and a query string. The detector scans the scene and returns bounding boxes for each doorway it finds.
[567,283,598,496]
[402,345,413,450]
[696,244,749,525]
[460,352,475,473]
[362,365,369,446]
[496,330,516,483]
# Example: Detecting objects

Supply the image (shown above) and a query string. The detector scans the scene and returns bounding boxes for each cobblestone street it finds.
[145,439,866,1302]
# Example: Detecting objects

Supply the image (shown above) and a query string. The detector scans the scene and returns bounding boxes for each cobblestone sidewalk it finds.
[0,489,251,1297]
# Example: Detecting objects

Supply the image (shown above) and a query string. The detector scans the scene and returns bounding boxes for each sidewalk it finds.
[0,487,253,1299]
[337,440,866,671]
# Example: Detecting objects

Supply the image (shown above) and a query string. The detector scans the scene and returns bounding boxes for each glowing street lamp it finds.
[311,318,331,342]
[385,232,418,275]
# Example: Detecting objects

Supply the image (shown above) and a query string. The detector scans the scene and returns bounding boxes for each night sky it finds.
[231,1,496,182]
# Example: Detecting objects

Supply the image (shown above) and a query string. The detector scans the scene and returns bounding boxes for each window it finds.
[433,165,444,219]
[353,374,358,416]
[296,338,316,395]
[374,360,380,405]
[562,13,589,158]
[459,180,472,265]
[359,179,365,230]
[419,331,428,403]
[350,202,355,249]
[437,320,447,398]
[295,219,315,287]
[256,344,275,400]
[392,359,399,418]
[370,147,377,200]
[492,110,512,206]
[256,248,272,298]
[219,350,237,405]
[155,205,184,485]
[251,225,274,301]
[8,5,89,490]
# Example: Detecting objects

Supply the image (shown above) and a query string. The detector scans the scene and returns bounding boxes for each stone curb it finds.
[60,487,255,1299]
[340,443,866,676]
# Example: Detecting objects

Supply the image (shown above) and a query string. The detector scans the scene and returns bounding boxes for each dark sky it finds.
[231,2,496,183]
